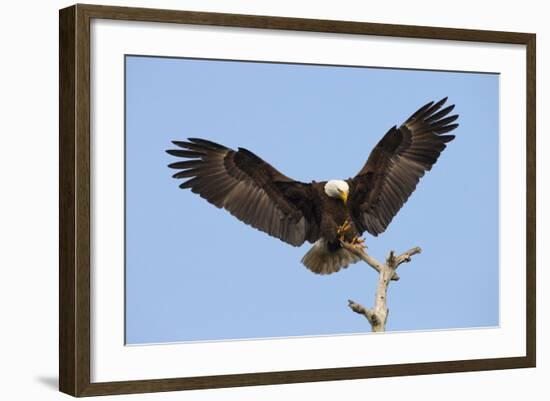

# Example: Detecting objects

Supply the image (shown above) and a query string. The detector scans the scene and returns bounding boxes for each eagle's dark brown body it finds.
[167,98,459,275]
[315,184,358,243]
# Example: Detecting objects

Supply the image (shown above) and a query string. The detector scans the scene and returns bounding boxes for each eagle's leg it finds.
[337,220,367,249]
[336,219,367,249]
[336,219,352,242]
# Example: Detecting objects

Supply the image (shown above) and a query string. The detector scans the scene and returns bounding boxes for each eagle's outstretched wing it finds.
[348,97,459,236]
[167,138,320,246]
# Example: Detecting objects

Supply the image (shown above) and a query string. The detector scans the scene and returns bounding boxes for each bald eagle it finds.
[167,98,458,275]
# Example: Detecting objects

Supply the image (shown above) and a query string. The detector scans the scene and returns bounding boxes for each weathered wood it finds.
[346,246,421,332]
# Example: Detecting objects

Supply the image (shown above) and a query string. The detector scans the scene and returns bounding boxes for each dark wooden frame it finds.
[59,3,536,397]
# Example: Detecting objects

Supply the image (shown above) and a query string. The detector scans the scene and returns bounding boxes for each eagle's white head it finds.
[324,180,349,203]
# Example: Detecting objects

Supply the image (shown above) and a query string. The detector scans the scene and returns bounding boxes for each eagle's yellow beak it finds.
[341,190,348,205]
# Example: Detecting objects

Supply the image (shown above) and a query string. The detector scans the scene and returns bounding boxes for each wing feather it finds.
[349,97,459,236]
[167,138,320,246]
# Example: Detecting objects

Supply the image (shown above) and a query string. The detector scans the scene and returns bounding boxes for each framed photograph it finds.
[59,4,536,397]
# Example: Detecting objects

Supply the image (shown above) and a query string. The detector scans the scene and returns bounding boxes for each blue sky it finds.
[125,55,499,344]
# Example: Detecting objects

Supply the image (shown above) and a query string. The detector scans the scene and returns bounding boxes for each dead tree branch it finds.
[344,244,422,332]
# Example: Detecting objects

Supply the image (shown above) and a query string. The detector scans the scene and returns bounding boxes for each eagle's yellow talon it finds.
[337,219,352,241]
[350,235,367,249]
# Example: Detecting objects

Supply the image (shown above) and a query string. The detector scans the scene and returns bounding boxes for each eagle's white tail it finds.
[301,239,361,275]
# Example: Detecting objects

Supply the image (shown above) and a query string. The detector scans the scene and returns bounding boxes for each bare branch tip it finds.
[411,246,422,255]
